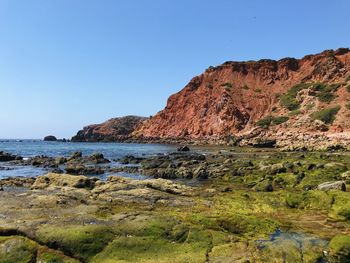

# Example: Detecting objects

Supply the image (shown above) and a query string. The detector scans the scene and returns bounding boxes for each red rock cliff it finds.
[134,48,350,142]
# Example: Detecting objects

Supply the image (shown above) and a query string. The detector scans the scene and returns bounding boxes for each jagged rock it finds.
[118,155,145,164]
[68,151,82,160]
[0,177,35,188]
[177,146,190,152]
[0,151,23,162]
[88,153,110,164]
[65,164,104,175]
[55,156,67,165]
[29,156,57,168]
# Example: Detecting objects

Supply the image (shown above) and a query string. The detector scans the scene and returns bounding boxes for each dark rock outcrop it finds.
[71,116,147,142]
[0,151,23,162]
[43,135,57,141]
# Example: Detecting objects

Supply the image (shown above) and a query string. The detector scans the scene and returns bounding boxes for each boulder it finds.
[260,163,287,175]
[65,164,104,175]
[31,173,98,189]
[88,153,110,164]
[30,156,57,168]
[324,162,347,170]
[43,135,57,141]
[0,151,22,162]
[253,180,274,192]
[119,155,145,164]
[341,171,350,183]
[317,181,346,191]
[177,146,190,152]
[68,152,82,160]
[55,156,67,165]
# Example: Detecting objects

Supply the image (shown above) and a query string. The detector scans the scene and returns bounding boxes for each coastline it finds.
[0,148,349,262]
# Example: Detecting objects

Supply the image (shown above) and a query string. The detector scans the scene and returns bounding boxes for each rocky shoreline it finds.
[0,148,350,262]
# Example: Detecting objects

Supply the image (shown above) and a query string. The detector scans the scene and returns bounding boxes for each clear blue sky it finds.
[0,0,349,139]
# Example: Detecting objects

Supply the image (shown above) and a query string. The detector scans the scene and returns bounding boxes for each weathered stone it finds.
[31,173,98,190]
[317,181,346,191]
[0,151,22,162]
[260,163,287,175]
[65,164,104,175]
[341,171,350,183]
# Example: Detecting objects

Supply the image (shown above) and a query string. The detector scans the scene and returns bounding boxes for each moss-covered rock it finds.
[36,225,115,262]
[253,180,274,192]
[329,190,350,221]
[0,236,78,263]
[0,236,37,263]
[329,234,350,263]
[285,190,333,210]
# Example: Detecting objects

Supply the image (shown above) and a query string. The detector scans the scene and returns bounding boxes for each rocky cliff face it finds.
[72,116,147,142]
[134,48,350,148]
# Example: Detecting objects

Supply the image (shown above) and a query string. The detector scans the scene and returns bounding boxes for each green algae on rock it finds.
[0,150,350,262]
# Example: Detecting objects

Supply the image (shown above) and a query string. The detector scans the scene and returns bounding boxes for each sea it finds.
[0,139,177,180]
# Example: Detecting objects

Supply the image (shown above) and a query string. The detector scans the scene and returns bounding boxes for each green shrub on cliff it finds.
[311,106,341,124]
[311,83,340,103]
[272,116,289,125]
[257,116,273,127]
[221,83,232,88]
[280,83,313,110]
[257,115,289,128]
[281,83,340,110]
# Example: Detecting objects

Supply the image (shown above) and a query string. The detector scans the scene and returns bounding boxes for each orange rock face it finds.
[135,48,350,141]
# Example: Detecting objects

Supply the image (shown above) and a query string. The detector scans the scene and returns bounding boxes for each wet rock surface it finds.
[0,149,350,262]
[4,151,112,176]
[0,151,22,162]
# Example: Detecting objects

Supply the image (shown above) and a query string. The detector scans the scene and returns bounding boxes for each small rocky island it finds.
[43,135,57,141]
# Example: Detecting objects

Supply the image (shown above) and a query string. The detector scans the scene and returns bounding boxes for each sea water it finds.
[0,140,177,179]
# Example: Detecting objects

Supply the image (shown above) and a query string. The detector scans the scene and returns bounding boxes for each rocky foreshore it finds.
[0,149,350,262]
